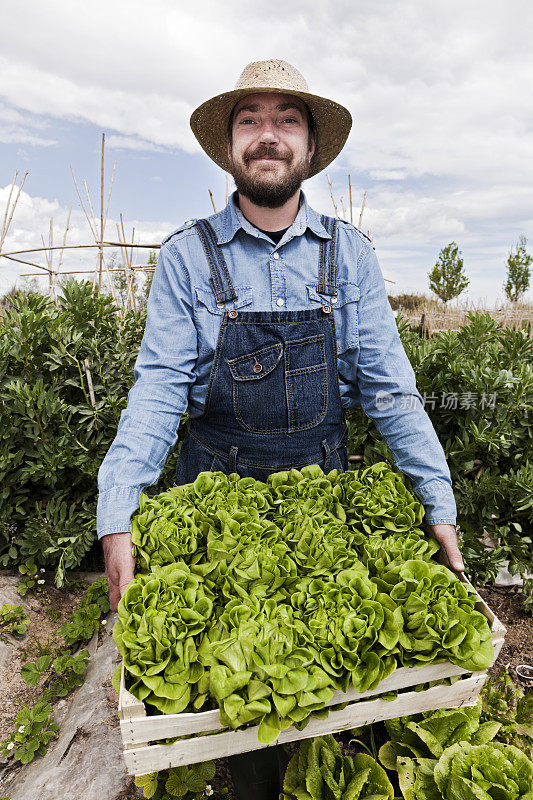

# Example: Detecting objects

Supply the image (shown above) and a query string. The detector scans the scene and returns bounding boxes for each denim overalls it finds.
[172,214,349,798]
[174,214,349,486]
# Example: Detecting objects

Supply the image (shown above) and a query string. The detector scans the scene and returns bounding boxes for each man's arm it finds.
[97,240,198,608]
[354,241,463,570]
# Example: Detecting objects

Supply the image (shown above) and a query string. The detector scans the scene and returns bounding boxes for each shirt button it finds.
[276,298,284,306]
[273,252,280,260]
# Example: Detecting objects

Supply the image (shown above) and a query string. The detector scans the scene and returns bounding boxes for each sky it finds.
[1,0,532,304]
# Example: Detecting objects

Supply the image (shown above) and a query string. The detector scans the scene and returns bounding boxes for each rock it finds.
[0,613,141,800]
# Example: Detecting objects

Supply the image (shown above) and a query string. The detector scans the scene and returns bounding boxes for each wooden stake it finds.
[84,359,96,407]
[359,191,367,228]
[208,189,217,213]
[326,173,338,217]
[99,132,105,292]
[348,174,353,224]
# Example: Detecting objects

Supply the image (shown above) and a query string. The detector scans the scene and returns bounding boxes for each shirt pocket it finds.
[306,281,361,352]
[193,286,253,353]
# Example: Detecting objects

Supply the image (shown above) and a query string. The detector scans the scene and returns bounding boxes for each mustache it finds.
[244,147,291,164]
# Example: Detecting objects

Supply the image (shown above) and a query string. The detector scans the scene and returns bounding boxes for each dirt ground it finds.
[0,573,95,741]
[477,584,533,689]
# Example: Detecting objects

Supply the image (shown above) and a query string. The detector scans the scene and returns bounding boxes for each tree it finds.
[503,234,532,302]
[428,242,469,307]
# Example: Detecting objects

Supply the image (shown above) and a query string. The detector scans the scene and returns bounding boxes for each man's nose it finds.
[259,120,279,145]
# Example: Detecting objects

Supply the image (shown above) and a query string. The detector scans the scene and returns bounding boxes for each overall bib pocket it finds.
[226,335,328,434]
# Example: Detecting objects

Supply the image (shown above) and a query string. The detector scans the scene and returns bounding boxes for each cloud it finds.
[0,102,57,147]
[0,0,531,303]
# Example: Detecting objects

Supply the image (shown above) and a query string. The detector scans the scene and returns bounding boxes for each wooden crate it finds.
[118,573,506,775]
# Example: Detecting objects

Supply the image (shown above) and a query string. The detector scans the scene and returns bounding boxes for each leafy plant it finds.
[134,760,216,799]
[397,741,533,799]
[378,702,500,770]
[57,575,110,647]
[116,465,494,744]
[21,650,90,701]
[282,735,394,800]
[0,701,59,764]
[0,603,29,642]
[480,666,533,759]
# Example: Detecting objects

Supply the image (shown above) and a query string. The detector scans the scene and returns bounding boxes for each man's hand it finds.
[102,532,136,612]
[427,523,465,573]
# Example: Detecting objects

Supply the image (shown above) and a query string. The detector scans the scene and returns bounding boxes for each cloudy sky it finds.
[1,0,532,303]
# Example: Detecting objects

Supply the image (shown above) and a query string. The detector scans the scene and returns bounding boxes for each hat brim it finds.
[190,86,352,179]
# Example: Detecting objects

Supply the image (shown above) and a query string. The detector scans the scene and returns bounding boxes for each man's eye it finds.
[283,118,298,123]
[239,119,255,124]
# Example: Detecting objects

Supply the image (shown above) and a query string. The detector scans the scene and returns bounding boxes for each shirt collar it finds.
[211,189,332,244]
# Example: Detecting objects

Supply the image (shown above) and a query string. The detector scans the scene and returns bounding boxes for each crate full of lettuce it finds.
[113,462,505,775]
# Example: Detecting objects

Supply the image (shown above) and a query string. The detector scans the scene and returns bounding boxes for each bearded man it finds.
[98,59,463,799]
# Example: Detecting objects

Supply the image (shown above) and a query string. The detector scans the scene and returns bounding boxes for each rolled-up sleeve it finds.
[96,240,198,538]
[354,242,457,525]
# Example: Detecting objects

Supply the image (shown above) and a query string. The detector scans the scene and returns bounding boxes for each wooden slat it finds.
[120,660,473,745]
[123,672,486,774]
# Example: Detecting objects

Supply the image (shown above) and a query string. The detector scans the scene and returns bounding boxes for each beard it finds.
[228,146,311,208]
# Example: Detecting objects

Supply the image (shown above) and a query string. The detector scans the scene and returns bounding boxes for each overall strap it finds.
[317,215,339,296]
[195,218,239,305]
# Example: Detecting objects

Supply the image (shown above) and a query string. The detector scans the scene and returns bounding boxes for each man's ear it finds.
[308,133,316,162]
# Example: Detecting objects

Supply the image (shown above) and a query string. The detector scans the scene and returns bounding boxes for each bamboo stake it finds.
[99,132,105,291]
[359,191,367,227]
[1,242,162,256]
[225,174,230,205]
[21,266,156,276]
[0,171,28,250]
[3,255,52,271]
[326,173,338,217]
[1,171,18,247]
[70,167,98,240]
[348,174,353,224]
[340,197,347,220]
[84,359,96,407]
[208,189,217,213]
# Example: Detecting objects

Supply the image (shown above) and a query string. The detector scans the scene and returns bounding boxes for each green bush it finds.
[1,282,531,587]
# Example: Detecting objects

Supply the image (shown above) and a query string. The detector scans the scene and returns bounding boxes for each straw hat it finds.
[190,59,352,179]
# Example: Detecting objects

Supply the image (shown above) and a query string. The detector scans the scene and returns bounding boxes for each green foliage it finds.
[0,281,146,582]
[57,576,110,647]
[480,667,533,759]
[134,761,216,800]
[21,650,90,700]
[398,741,533,799]
[115,465,493,744]
[504,235,532,302]
[348,311,533,585]
[17,558,45,596]
[523,578,533,616]
[378,702,501,771]
[0,701,59,764]
[282,735,394,800]
[0,603,29,642]
[428,242,469,304]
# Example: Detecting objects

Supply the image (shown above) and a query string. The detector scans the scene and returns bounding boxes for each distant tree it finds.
[503,234,532,302]
[428,242,469,307]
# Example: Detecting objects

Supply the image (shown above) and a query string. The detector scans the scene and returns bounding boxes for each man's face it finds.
[227,92,316,209]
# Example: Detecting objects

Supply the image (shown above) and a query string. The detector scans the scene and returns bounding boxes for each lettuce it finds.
[117,463,495,739]
[282,734,394,800]
[398,741,533,800]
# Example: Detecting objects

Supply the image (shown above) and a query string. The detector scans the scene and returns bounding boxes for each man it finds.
[98,58,463,797]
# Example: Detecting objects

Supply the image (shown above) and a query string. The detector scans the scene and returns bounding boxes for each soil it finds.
[0,573,94,741]
[477,584,533,690]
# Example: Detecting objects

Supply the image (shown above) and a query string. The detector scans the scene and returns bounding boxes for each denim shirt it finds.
[96,189,457,538]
